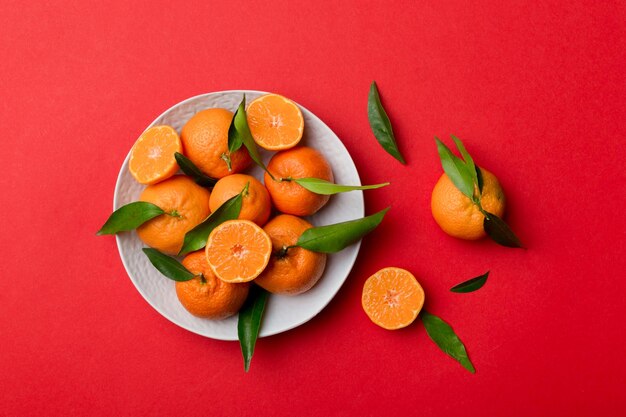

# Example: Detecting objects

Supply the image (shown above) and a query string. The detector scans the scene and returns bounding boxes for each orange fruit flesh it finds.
[206,220,272,283]
[362,267,425,330]
[247,94,304,150]
[129,125,182,185]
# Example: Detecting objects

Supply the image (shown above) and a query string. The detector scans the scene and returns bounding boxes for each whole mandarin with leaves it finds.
[209,174,271,226]
[177,251,249,319]
[136,175,211,255]
[180,108,251,179]
[255,214,327,295]
[431,167,505,240]
[264,146,334,216]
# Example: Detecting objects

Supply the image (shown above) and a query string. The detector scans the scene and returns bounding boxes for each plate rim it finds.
[113,90,364,340]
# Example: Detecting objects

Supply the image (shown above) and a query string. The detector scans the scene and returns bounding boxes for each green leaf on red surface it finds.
[296,208,389,253]
[142,248,195,282]
[294,177,390,195]
[483,211,524,248]
[450,271,490,293]
[421,310,475,373]
[174,152,218,188]
[435,137,475,199]
[238,286,268,372]
[367,81,406,164]
[96,201,164,235]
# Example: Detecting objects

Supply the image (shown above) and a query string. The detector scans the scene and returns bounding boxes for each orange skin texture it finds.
[176,251,249,319]
[129,125,182,185]
[255,215,327,295]
[205,220,272,283]
[361,267,425,330]
[264,146,334,216]
[180,108,252,179]
[209,174,271,226]
[431,167,506,240]
[136,175,211,255]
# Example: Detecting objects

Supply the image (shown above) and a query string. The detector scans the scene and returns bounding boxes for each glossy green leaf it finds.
[174,152,217,188]
[367,81,406,164]
[483,211,524,248]
[238,286,268,372]
[435,137,475,199]
[142,248,195,282]
[96,202,164,235]
[450,271,490,293]
[228,96,246,154]
[475,165,484,193]
[451,135,479,194]
[296,207,389,253]
[294,177,390,195]
[421,310,475,373]
[178,187,245,255]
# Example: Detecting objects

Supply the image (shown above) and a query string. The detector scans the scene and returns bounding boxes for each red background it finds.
[1,1,625,415]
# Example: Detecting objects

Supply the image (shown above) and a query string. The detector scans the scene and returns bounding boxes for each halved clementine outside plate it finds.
[113,90,364,341]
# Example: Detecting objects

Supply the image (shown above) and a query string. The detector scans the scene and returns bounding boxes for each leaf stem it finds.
[221,153,232,172]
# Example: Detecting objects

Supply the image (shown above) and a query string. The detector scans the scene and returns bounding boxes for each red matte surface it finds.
[1,1,625,415]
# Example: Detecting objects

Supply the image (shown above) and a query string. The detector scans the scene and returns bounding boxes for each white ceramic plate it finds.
[114,90,364,341]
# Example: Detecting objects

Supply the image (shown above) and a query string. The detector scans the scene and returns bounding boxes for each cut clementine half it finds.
[129,125,182,185]
[205,220,272,283]
[362,267,425,330]
[247,94,304,150]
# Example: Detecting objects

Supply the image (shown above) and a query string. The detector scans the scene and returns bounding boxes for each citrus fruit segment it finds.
[176,251,250,319]
[205,220,272,283]
[129,125,182,185]
[431,167,505,240]
[255,215,327,295]
[209,174,271,226]
[264,146,334,216]
[180,108,252,178]
[362,267,425,330]
[136,175,211,255]
[247,94,304,150]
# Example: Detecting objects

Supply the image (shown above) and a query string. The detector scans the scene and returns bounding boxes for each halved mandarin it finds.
[205,220,272,283]
[362,267,425,330]
[247,94,304,150]
[129,125,182,185]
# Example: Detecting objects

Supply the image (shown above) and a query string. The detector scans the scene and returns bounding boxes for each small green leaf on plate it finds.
[96,201,164,235]
[367,81,406,164]
[142,248,196,282]
[238,286,268,372]
[296,207,389,253]
[294,177,390,195]
[451,135,479,194]
[483,212,524,248]
[228,96,246,154]
[435,137,475,199]
[421,310,475,373]
[450,271,490,293]
[179,187,245,255]
[174,152,218,188]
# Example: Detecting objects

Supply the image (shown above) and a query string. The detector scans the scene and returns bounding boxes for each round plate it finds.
[114,90,364,340]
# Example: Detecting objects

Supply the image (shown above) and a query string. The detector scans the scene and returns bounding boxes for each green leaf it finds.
[296,208,389,253]
[96,202,164,235]
[228,94,274,179]
[228,96,245,154]
[178,186,245,255]
[451,135,479,194]
[483,211,524,248]
[421,310,475,373]
[142,248,195,282]
[435,137,475,199]
[450,271,490,293]
[367,81,406,164]
[238,286,268,372]
[294,177,390,195]
[475,165,484,193]
[174,152,217,188]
